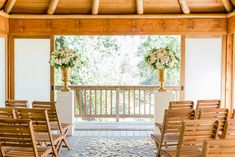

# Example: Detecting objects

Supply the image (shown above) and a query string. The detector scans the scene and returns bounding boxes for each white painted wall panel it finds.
[15,39,50,104]
[185,38,222,102]
[0,37,5,107]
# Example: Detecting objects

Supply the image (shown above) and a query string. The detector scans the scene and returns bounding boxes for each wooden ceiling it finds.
[0,0,234,15]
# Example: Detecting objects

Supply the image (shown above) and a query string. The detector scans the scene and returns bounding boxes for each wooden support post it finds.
[178,0,190,14]
[92,0,100,15]
[222,35,227,108]
[4,0,16,14]
[221,0,234,12]
[136,0,144,14]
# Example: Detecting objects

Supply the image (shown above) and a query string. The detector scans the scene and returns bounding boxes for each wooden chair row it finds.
[152,107,231,157]
[160,119,235,157]
[0,102,72,157]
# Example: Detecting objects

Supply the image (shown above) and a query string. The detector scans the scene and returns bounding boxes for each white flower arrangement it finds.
[49,48,81,69]
[145,46,179,70]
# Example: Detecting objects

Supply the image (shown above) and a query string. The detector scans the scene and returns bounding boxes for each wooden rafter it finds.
[47,0,59,15]
[136,0,144,14]
[92,0,99,15]
[221,0,233,12]
[4,0,16,14]
[178,0,190,14]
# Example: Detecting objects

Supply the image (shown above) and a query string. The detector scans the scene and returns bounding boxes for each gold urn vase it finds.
[61,67,70,91]
[158,69,167,92]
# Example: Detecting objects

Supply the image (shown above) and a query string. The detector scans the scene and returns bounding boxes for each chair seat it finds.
[3,147,51,157]
[160,147,202,157]
[35,133,64,144]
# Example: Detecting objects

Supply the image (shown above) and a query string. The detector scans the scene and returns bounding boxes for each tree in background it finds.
[55,35,180,86]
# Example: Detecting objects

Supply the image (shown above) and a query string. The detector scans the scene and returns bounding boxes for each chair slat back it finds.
[5,100,28,108]
[0,108,16,119]
[32,101,63,133]
[176,120,219,157]
[222,119,235,139]
[15,108,50,133]
[198,108,229,134]
[169,101,194,109]
[163,109,195,134]
[202,139,235,157]
[0,119,38,157]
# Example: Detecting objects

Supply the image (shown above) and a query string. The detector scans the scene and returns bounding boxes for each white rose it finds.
[156,62,164,69]
[55,58,62,65]
[157,52,164,58]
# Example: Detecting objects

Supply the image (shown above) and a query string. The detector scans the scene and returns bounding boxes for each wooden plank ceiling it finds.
[0,0,234,15]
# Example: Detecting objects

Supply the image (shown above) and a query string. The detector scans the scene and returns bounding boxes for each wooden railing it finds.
[55,85,181,121]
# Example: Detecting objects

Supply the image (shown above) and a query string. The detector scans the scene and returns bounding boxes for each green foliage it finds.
[54,35,181,86]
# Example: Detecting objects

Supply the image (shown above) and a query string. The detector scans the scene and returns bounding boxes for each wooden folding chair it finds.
[32,101,72,150]
[0,108,16,119]
[15,108,64,156]
[5,99,28,108]
[202,139,235,157]
[160,119,219,157]
[198,108,229,136]
[169,101,194,109]
[0,119,52,157]
[222,119,235,139]
[196,99,221,118]
[151,109,195,156]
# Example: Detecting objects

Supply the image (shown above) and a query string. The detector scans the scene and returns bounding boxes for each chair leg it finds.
[62,138,72,150]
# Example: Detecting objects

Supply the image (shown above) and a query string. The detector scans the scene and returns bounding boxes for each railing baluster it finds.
[100,90,102,115]
[89,89,92,115]
[144,89,146,115]
[105,90,107,115]
[77,89,82,115]
[139,90,141,115]
[123,90,125,115]
[110,90,113,115]
[116,88,120,122]
[95,89,97,115]
[133,90,136,115]
[128,90,130,115]
[149,90,151,115]
[84,89,86,115]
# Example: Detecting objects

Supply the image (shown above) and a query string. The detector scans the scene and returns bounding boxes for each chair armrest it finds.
[155,123,163,134]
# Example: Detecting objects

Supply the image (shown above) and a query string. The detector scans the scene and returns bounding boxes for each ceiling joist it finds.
[47,0,60,15]
[178,0,190,14]
[136,0,144,14]
[221,0,234,12]
[92,0,100,15]
[4,0,16,14]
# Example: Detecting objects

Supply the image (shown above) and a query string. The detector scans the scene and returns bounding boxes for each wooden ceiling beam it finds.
[136,0,144,14]
[92,0,99,15]
[47,0,59,15]
[178,0,190,14]
[221,0,234,12]
[4,0,16,14]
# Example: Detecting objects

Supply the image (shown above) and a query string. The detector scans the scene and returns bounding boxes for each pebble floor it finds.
[60,131,156,157]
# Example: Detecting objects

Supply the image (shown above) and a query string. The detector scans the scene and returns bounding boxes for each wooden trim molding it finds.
[9,18,227,35]
[228,15,235,34]
[0,15,9,35]
[4,0,16,14]
[47,0,60,15]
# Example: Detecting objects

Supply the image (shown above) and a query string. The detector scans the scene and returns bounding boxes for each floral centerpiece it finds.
[145,46,179,91]
[50,48,81,91]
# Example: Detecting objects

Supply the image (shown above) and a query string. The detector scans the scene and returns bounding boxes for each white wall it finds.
[14,39,50,104]
[185,38,222,102]
[0,37,5,107]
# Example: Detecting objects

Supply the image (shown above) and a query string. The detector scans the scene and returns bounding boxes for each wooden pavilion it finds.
[0,0,235,157]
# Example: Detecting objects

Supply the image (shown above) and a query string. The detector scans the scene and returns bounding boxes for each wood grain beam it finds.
[230,0,235,7]
[92,0,99,15]
[136,0,144,14]
[178,0,190,14]
[221,0,234,12]
[4,0,16,14]
[47,0,59,15]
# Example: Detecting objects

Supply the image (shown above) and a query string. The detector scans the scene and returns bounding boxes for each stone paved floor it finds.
[60,131,156,157]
